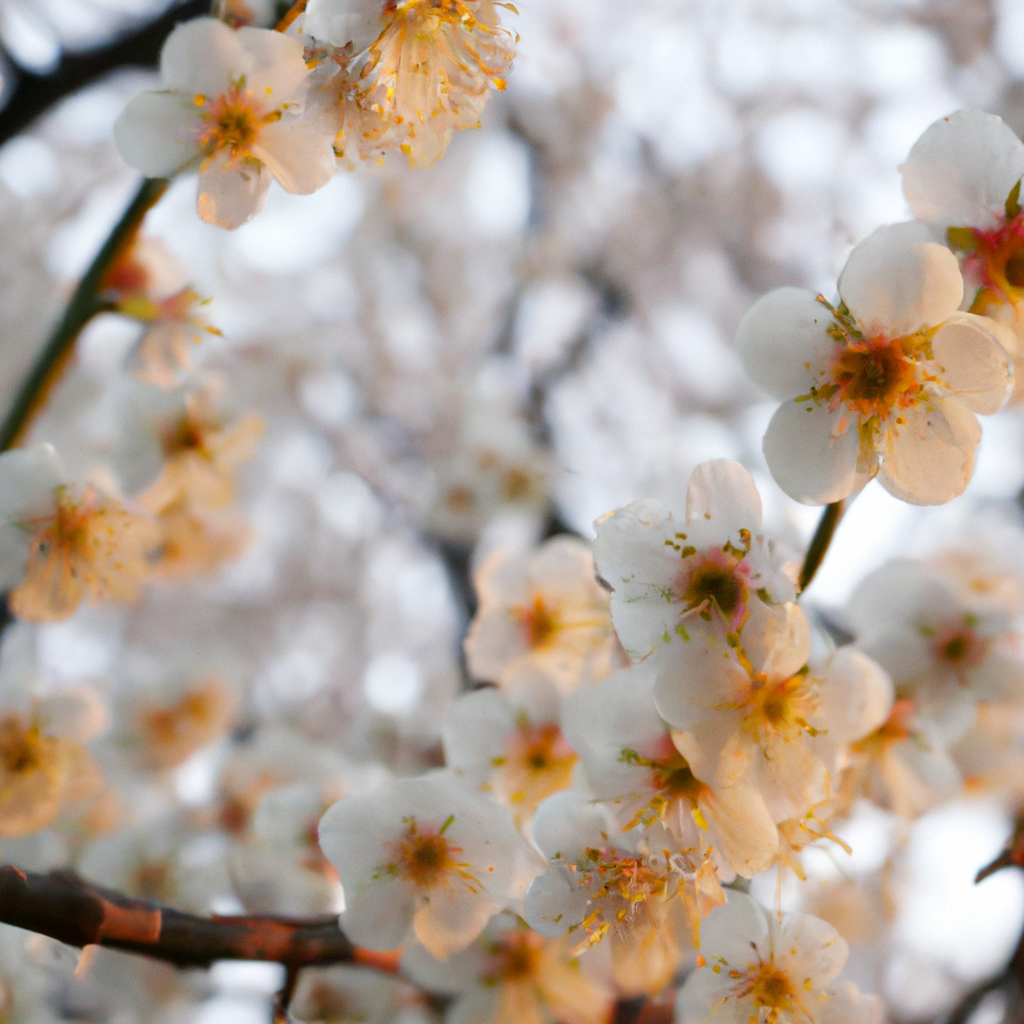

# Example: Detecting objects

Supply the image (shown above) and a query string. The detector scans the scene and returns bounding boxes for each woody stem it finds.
[0,177,168,453]
[798,501,845,593]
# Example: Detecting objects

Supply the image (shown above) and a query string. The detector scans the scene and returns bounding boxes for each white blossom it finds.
[318,772,543,958]
[114,17,336,229]
[592,459,795,662]
[737,222,1013,505]
[676,892,881,1024]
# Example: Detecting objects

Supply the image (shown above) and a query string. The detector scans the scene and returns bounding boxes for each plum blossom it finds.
[0,446,160,623]
[653,606,893,823]
[561,662,778,879]
[0,691,103,839]
[525,791,707,994]
[464,537,617,693]
[306,0,518,168]
[443,672,578,827]
[318,772,543,958]
[592,460,795,663]
[737,222,1013,505]
[902,109,1024,397]
[403,914,615,1024]
[114,17,336,229]
[101,236,221,389]
[847,557,1024,737]
[676,893,882,1024]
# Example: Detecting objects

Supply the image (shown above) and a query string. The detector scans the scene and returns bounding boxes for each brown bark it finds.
[0,865,362,970]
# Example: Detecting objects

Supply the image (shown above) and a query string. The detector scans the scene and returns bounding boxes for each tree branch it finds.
[0,0,210,147]
[0,865,368,971]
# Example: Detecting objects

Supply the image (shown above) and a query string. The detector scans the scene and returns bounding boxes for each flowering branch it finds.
[798,500,845,592]
[0,864,372,970]
[0,176,167,452]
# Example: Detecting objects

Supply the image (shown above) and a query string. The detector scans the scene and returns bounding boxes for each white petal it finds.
[653,638,748,733]
[700,784,778,879]
[817,648,894,745]
[742,601,811,682]
[524,869,589,936]
[530,790,618,860]
[413,891,501,959]
[736,287,836,401]
[930,312,1012,415]
[592,498,691,660]
[160,17,249,95]
[114,91,200,177]
[845,558,935,638]
[236,26,309,100]
[700,892,771,966]
[901,110,1024,231]
[776,911,847,986]
[197,156,271,229]
[762,399,866,506]
[442,688,515,781]
[818,981,884,1024]
[839,222,964,338]
[341,877,416,951]
[877,396,980,505]
[304,0,385,50]
[685,459,762,542]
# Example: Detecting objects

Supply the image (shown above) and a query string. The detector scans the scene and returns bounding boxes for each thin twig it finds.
[0,177,168,452]
[0,865,363,970]
[798,501,845,593]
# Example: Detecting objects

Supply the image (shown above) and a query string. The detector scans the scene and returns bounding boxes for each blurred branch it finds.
[798,501,845,593]
[0,0,209,147]
[0,865,370,970]
[0,176,167,452]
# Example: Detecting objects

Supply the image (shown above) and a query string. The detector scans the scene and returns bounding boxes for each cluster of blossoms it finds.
[114,1,517,228]
[6,0,1024,1016]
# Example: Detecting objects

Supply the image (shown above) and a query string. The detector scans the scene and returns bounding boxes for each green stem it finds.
[0,176,169,453]
[798,500,845,593]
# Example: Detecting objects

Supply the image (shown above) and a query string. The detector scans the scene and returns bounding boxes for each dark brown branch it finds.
[0,0,209,147]
[799,501,845,593]
[0,865,364,970]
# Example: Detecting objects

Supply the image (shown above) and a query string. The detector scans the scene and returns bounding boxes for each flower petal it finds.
[684,459,762,543]
[839,221,964,338]
[930,312,1012,415]
[878,395,980,505]
[304,0,385,50]
[901,109,1024,231]
[762,398,867,506]
[236,25,309,100]
[816,647,894,745]
[160,17,249,95]
[735,287,835,401]
[197,155,272,229]
[114,91,200,177]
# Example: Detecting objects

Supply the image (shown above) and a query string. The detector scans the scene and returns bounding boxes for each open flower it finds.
[318,772,542,958]
[0,446,160,623]
[902,109,1024,398]
[114,17,336,229]
[737,222,1013,505]
[592,459,795,662]
[676,892,881,1024]
[443,672,578,827]
[101,237,221,389]
[524,791,704,995]
[306,0,517,168]
[0,693,103,839]
[562,662,778,879]
[464,537,617,693]
[847,557,1024,738]
[654,608,893,823]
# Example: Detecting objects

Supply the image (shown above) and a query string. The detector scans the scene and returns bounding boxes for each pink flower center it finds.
[828,336,920,420]
[196,86,278,165]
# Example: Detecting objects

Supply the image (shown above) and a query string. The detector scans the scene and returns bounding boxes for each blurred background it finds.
[4,0,1024,1021]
